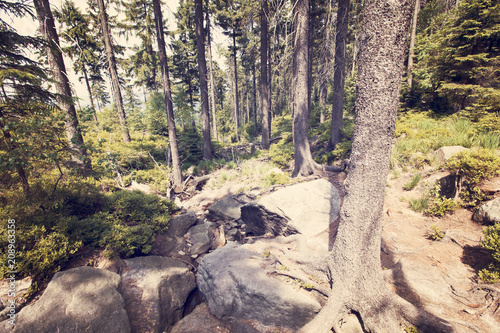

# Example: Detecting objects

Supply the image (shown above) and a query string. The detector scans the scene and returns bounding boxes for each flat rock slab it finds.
[120,256,196,333]
[0,267,130,333]
[207,194,253,221]
[197,242,321,330]
[241,179,341,250]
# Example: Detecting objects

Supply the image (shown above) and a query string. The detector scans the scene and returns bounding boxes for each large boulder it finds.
[186,222,214,255]
[120,256,196,333]
[473,197,500,225]
[197,242,321,330]
[433,146,469,166]
[240,179,341,251]
[150,212,198,257]
[0,267,130,333]
[207,193,253,221]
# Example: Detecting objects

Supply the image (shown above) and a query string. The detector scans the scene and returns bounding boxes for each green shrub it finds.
[427,225,444,240]
[269,134,294,169]
[479,222,500,283]
[446,148,500,207]
[410,198,429,213]
[264,172,290,187]
[425,197,458,217]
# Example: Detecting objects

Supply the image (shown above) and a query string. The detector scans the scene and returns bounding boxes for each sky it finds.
[4,0,226,108]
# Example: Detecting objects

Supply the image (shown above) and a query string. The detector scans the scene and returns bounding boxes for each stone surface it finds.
[433,146,469,166]
[473,197,500,225]
[170,303,231,333]
[207,193,253,221]
[198,242,321,330]
[120,256,196,333]
[150,212,198,257]
[187,222,213,255]
[240,179,341,251]
[0,267,130,333]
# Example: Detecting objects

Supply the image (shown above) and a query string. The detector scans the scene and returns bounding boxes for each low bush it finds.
[479,222,500,284]
[446,148,500,207]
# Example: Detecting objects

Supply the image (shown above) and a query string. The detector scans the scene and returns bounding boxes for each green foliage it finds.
[404,174,422,191]
[427,225,445,240]
[479,222,500,283]
[178,126,204,168]
[411,0,500,115]
[410,183,458,216]
[269,134,294,169]
[264,171,290,187]
[0,174,176,295]
[446,148,500,206]
[410,197,429,213]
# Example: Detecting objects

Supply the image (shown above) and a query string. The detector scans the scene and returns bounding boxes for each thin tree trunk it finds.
[205,7,218,141]
[252,63,258,134]
[82,65,98,124]
[292,0,316,177]
[261,0,270,149]
[195,0,213,160]
[407,0,420,89]
[34,0,91,169]
[153,0,182,186]
[232,33,240,141]
[97,0,131,143]
[329,0,349,149]
[299,0,452,331]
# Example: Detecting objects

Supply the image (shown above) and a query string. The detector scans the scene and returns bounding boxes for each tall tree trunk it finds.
[260,0,270,149]
[292,0,316,177]
[153,0,182,186]
[299,0,453,331]
[407,0,420,89]
[205,7,218,141]
[329,0,350,149]
[97,0,131,143]
[195,0,213,160]
[232,33,240,141]
[252,63,258,134]
[319,83,327,123]
[34,0,90,169]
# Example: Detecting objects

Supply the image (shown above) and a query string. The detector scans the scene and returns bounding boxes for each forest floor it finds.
[380,166,500,332]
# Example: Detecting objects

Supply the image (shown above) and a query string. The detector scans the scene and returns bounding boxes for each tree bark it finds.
[260,0,270,149]
[195,0,213,160]
[97,0,131,143]
[205,7,218,141]
[299,0,453,331]
[232,33,240,141]
[329,0,349,150]
[34,0,91,169]
[82,65,99,124]
[292,0,317,177]
[153,0,182,186]
[407,0,420,89]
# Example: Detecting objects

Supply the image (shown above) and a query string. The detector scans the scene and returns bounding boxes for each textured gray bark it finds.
[407,0,420,89]
[300,0,454,331]
[205,8,218,141]
[153,0,182,186]
[34,0,90,169]
[232,33,240,141]
[195,0,213,160]
[260,0,270,149]
[329,0,349,149]
[292,0,317,177]
[97,0,130,143]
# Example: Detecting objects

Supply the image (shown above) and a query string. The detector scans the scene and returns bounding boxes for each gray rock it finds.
[120,256,196,333]
[198,242,321,330]
[0,267,130,333]
[207,194,253,221]
[187,222,213,255]
[473,197,500,225]
[433,146,469,166]
[241,179,341,250]
[150,212,198,257]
